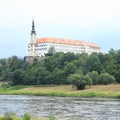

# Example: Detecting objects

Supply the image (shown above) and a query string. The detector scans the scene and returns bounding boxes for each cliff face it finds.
[24,56,45,64]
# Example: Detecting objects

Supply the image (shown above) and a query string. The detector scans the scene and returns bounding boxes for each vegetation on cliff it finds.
[0,48,120,90]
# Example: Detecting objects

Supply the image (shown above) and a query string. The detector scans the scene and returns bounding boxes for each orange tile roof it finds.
[36,37,99,48]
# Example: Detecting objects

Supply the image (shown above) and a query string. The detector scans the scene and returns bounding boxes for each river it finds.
[0,95,120,120]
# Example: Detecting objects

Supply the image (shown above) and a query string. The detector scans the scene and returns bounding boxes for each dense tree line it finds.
[0,48,119,89]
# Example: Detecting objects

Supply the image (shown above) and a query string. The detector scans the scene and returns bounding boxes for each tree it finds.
[7,56,23,71]
[64,62,77,76]
[84,53,102,74]
[35,67,50,85]
[99,73,116,85]
[0,58,7,66]
[78,53,88,67]
[104,54,120,83]
[87,71,99,85]
[64,52,76,62]
[113,50,120,83]
[2,68,12,81]
[108,48,117,57]
[11,69,26,85]
[54,52,65,68]
[0,66,3,77]
[44,56,56,72]
[52,68,65,84]
[59,52,76,66]
[48,46,56,55]
[68,74,93,90]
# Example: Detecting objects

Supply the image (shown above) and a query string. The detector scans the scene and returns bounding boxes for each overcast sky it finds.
[0,0,120,58]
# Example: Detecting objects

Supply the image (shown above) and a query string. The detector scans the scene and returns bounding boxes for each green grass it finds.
[0,84,120,98]
[0,112,61,120]
[0,114,82,120]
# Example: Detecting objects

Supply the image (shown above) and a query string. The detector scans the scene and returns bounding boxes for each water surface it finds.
[0,95,120,120]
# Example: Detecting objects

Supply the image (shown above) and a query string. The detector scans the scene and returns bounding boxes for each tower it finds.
[28,19,37,56]
[31,19,36,43]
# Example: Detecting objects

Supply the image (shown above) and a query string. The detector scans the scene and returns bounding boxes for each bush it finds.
[1,84,11,89]
[3,111,19,120]
[68,74,93,90]
[48,114,57,120]
[23,113,31,120]
[99,73,116,85]
[87,71,99,85]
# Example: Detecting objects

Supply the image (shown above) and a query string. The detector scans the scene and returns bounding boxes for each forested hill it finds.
[0,49,120,89]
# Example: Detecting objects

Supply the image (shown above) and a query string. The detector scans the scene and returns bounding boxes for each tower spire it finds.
[30,18,36,43]
[31,18,36,34]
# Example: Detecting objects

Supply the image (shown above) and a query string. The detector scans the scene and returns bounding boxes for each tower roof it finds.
[31,19,36,34]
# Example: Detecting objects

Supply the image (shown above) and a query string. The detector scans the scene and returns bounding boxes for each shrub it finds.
[87,71,99,85]
[23,113,31,120]
[48,114,57,120]
[1,84,11,89]
[99,73,116,85]
[68,74,93,90]
[3,111,19,120]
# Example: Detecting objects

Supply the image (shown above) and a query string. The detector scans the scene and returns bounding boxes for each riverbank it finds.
[0,114,58,120]
[0,84,120,98]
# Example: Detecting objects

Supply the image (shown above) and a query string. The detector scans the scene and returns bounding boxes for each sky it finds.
[0,0,120,58]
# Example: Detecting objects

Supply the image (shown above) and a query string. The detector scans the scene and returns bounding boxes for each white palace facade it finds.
[28,20,101,57]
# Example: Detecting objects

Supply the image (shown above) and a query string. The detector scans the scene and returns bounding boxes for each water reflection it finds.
[0,95,120,120]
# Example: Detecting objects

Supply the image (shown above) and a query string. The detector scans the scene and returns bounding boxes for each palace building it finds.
[28,20,101,57]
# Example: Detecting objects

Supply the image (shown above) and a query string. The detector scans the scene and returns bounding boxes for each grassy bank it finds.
[0,112,59,120]
[0,116,58,120]
[0,84,120,98]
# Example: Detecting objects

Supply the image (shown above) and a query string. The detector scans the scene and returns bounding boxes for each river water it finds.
[0,95,120,120]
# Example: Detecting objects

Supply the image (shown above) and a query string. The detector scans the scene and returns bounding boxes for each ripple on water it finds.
[0,95,120,120]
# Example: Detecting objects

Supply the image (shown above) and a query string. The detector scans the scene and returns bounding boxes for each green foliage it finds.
[23,113,31,120]
[87,71,99,85]
[48,114,57,120]
[7,56,23,71]
[11,69,26,85]
[68,74,93,90]
[0,112,31,120]
[84,53,102,74]
[48,46,56,55]
[64,62,77,76]
[99,73,116,85]
[3,111,19,120]
[0,112,61,120]
[44,56,56,72]
[63,52,76,62]
[2,68,12,81]
[0,84,11,89]
[52,68,65,84]
[0,48,119,88]
[35,67,50,85]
